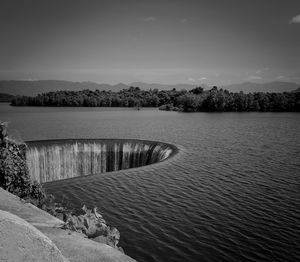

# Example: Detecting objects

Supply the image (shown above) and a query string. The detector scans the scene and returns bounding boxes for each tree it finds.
[190,86,204,95]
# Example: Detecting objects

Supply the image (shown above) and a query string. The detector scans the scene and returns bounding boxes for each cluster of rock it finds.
[61,205,123,252]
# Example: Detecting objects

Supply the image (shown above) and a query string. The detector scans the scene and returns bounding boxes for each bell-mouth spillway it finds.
[26,139,178,183]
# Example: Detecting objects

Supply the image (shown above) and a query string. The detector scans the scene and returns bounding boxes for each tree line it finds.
[11,86,300,112]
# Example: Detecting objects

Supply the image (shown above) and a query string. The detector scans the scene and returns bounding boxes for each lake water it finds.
[1,103,299,262]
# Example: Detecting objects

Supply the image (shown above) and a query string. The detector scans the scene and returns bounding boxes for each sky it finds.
[0,0,300,85]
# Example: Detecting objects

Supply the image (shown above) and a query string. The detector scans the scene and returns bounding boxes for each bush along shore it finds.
[10,86,300,112]
[0,122,124,253]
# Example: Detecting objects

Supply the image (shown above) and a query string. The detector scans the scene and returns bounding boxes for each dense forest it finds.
[11,86,300,112]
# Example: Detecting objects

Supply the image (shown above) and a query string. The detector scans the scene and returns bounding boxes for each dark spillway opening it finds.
[26,139,178,183]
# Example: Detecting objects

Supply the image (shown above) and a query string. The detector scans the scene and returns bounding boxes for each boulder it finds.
[0,210,67,262]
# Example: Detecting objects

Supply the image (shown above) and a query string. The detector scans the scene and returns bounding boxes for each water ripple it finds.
[21,111,300,262]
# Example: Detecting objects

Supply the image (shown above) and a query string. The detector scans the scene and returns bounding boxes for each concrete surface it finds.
[0,188,136,262]
[0,210,66,262]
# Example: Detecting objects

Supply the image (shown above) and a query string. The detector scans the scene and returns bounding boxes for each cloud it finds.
[143,17,157,22]
[276,75,285,79]
[255,67,269,74]
[246,75,262,81]
[18,78,38,81]
[198,77,207,81]
[187,77,196,82]
[289,14,300,24]
[181,18,188,23]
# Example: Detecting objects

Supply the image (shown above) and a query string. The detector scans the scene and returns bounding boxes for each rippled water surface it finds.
[1,103,299,262]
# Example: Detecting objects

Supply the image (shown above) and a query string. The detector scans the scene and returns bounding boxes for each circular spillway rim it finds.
[25,138,180,182]
[26,138,178,159]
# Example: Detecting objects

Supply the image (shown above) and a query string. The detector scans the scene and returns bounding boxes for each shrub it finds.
[0,122,46,204]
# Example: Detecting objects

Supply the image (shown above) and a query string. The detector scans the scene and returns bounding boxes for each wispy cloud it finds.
[143,17,157,22]
[255,67,269,74]
[187,77,196,82]
[198,77,207,81]
[18,78,38,81]
[181,18,188,23]
[276,75,285,79]
[246,75,262,81]
[289,14,300,24]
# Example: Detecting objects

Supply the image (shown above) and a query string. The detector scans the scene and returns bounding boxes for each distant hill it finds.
[0,93,15,102]
[223,81,299,93]
[0,80,298,96]
[0,80,204,96]
[0,80,130,96]
[291,87,300,93]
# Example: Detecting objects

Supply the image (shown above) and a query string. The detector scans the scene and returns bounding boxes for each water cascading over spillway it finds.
[26,139,177,183]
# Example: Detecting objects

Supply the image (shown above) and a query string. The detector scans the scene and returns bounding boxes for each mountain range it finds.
[222,81,299,93]
[0,80,299,96]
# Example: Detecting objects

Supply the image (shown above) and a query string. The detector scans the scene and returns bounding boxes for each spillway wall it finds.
[26,139,176,183]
